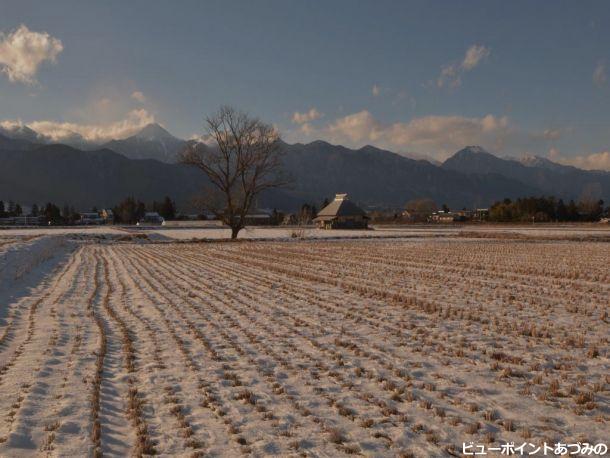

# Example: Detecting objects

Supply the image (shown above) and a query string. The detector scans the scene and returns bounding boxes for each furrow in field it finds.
[91,248,135,457]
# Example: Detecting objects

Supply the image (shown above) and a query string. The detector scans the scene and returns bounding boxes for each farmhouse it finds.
[313,193,369,229]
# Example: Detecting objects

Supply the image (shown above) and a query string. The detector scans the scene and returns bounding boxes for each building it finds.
[100,209,114,224]
[473,208,489,221]
[79,212,104,225]
[430,211,456,223]
[243,209,273,225]
[0,215,45,226]
[138,212,164,225]
[313,194,369,229]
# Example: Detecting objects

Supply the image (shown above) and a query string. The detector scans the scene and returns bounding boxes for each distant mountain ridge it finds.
[0,122,187,162]
[1,125,609,211]
[443,146,610,203]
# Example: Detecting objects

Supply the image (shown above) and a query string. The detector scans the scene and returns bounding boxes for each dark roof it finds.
[315,194,367,219]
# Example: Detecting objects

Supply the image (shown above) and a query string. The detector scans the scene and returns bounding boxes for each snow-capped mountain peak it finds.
[134,123,176,141]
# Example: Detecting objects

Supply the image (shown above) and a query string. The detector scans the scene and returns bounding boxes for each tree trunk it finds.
[230,225,241,239]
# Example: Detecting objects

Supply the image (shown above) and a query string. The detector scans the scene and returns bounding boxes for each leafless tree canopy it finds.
[179,106,287,238]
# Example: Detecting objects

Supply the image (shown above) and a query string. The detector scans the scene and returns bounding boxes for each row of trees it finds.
[489,197,607,222]
[0,200,23,217]
[0,201,76,224]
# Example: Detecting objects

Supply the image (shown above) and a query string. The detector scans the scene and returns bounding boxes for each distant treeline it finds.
[489,196,607,222]
[0,196,177,225]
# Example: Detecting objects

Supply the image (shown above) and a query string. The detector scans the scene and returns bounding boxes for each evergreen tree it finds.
[136,201,146,221]
[43,203,62,224]
[556,199,567,221]
[114,197,143,224]
[159,196,176,220]
[567,200,579,221]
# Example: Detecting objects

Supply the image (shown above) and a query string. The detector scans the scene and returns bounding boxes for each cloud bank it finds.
[549,148,610,171]
[0,25,63,84]
[292,110,512,159]
[1,109,155,144]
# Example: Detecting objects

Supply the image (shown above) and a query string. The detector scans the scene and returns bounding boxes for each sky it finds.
[1,0,610,169]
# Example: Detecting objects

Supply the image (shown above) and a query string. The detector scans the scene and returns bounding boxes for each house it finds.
[79,212,104,225]
[100,209,114,224]
[281,213,298,225]
[313,193,369,229]
[243,209,273,225]
[138,212,164,225]
[473,208,489,221]
[430,211,456,223]
[0,215,45,226]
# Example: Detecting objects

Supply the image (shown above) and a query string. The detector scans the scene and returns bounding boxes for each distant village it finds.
[0,193,608,228]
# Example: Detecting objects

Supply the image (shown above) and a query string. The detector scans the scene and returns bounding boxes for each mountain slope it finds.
[281,142,540,208]
[443,146,610,202]
[0,144,204,210]
[2,140,608,212]
[0,133,37,151]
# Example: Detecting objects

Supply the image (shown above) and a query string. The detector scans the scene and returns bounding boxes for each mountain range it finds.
[1,123,608,212]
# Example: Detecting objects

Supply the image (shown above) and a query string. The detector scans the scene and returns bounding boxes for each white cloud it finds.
[372,84,380,96]
[593,61,607,87]
[290,109,513,159]
[549,148,610,171]
[437,44,490,88]
[542,128,562,140]
[131,91,147,103]
[6,109,156,143]
[291,108,322,124]
[461,45,491,70]
[0,24,63,84]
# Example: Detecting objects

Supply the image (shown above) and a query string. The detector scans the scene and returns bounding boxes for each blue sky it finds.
[1,0,610,168]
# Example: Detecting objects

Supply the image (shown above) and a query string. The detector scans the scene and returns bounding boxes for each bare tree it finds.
[179,106,288,239]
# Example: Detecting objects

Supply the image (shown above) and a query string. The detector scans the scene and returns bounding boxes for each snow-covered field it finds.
[2,222,609,242]
[0,231,608,457]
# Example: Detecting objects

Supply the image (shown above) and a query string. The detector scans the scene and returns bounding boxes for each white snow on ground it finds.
[0,226,125,237]
[0,234,73,308]
[0,229,608,457]
[129,223,610,242]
